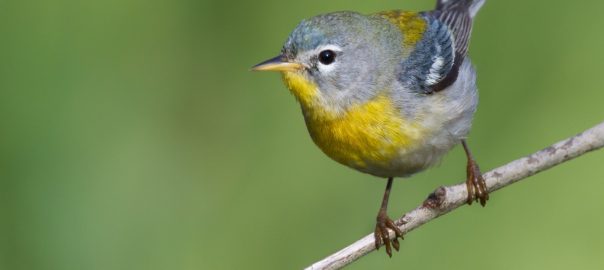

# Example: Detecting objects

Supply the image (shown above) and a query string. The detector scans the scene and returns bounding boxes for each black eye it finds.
[318,50,336,65]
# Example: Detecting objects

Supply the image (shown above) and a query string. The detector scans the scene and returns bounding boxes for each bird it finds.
[253,0,489,257]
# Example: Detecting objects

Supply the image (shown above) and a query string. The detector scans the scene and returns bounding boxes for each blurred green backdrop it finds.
[1,0,604,269]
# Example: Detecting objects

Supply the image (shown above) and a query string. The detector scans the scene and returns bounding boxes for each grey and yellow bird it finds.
[253,0,489,257]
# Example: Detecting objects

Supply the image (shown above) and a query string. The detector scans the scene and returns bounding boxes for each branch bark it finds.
[305,121,604,270]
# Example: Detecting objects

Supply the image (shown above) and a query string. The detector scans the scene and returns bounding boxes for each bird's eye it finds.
[318,50,336,65]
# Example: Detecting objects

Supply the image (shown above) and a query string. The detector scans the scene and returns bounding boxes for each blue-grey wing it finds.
[400,0,485,94]
[398,15,456,94]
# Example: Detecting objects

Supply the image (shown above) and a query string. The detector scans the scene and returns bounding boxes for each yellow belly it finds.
[282,71,423,173]
[305,94,421,171]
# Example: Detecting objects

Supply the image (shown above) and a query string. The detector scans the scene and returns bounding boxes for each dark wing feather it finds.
[429,2,476,63]
[398,17,456,94]
[407,0,484,93]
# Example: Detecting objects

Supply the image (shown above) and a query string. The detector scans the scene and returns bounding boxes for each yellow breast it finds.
[282,72,421,171]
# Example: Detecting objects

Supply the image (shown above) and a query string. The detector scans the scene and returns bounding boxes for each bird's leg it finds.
[462,140,489,206]
[374,177,405,257]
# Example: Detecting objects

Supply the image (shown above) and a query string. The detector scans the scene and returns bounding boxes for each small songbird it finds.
[253,0,489,257]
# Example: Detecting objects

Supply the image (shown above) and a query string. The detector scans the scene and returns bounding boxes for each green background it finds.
[2,0,604,269]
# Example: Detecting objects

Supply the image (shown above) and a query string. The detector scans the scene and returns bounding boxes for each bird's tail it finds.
[435,0,485,18]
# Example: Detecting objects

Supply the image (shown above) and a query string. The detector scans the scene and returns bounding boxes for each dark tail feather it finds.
[435,0,485,18]
[430,0,486,65]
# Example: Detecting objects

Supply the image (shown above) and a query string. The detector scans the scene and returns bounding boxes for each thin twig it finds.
[305,121,604,270]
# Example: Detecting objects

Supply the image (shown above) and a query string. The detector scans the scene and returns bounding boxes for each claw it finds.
[374,177,406,257]
[392,237,400,251]
[462,140,489,206]
[374,226,383,250]
[386,219,403,238]
[383,229,392,257]
[466,157,489,206]
[374,213,406,257]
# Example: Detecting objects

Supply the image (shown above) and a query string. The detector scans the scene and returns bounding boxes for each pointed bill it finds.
[252,55,303,72]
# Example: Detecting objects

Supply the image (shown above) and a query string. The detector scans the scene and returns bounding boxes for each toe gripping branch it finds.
[374,177,406,257]
[462,140,489,206]
[374,140,489,257]
[374,211,405,257]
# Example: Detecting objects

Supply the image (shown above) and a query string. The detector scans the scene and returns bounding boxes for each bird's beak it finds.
[252,55,303,72]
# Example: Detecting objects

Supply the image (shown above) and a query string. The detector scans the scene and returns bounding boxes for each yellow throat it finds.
[282,71,420,170]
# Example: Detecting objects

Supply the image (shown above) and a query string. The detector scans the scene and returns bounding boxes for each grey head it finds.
[280,12,402,110]
[253,3,487,112]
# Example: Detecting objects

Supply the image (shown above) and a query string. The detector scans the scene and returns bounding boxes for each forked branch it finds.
[306,121,604,270]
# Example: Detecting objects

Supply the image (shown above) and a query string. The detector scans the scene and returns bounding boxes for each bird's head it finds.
[253,12,401,115]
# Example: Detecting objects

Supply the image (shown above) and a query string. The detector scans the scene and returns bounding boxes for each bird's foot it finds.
[465,158,489,206]
[374,211,405,257]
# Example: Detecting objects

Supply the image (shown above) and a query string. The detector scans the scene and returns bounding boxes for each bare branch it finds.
[305,121,604,270]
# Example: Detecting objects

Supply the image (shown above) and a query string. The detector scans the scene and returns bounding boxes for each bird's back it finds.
[378,0,485,95]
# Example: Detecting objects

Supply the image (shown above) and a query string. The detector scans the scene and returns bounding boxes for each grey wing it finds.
[399,0,485,94]
[398,15,456,94]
